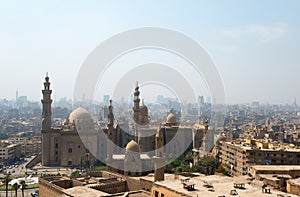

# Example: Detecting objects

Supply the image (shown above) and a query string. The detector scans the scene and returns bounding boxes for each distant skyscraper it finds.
[293,97,297,109]
[16,90,18,102]
[206,97,212,104]
[198,96,204,105]
[103,95,110,105]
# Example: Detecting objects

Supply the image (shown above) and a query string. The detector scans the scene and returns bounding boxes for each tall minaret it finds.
[133,82,140,123]
[153,123,166,181]
[41,73,52,131]
[41,73,52,166]
[106,100,114,167]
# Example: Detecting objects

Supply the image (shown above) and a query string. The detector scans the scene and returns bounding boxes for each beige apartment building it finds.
[220,139,300,176]
[6,137,41,156]
[0,141,21,164]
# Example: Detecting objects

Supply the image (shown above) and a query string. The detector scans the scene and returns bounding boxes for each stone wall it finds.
[140,178,153,192]
[151,184,191,197]
[39,178,66,197]
[52,180,73,189]
[89,180,127,194]
[287,179,300,195]
[26,154,41,169]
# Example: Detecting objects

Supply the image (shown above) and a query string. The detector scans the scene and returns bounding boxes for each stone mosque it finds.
[40,74,208,178]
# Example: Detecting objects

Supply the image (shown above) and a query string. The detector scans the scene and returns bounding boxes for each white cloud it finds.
[222,22,287,43]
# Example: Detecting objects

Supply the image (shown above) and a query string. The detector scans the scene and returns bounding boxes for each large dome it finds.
[166,113,177,124]
[125,140,140,152]
[139,103,148,116]
[69,107,92,123]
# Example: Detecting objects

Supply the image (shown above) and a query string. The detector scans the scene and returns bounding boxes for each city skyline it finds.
[0,1,299,104]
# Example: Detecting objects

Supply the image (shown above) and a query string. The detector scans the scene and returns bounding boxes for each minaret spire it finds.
[108,99,114,126]
[41,73,52,130]
[153,125,166,181]
[106,99,114,165]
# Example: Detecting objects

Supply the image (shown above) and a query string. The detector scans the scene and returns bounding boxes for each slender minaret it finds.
[106,100,114,167]
[41,73,52,131]
[293,98,297,113]
[41,73,52,166]
[153,123,166,181]
[133,82,140,123]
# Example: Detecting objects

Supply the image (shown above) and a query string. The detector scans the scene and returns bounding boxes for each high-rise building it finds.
[103,95,110,105]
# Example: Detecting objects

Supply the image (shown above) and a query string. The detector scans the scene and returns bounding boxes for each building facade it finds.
[40,75,100,167]
[220,139,300,176]
[0,141,21,164]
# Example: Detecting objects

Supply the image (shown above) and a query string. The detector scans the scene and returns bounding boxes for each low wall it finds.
[39,178,67,197]
[26,154,42,169]
[89,180,127,194]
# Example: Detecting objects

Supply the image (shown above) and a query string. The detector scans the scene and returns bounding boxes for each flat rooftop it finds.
[63,186,109,197]
[223,141,300,152]
[250,165,300,171]
[142,173,297,197]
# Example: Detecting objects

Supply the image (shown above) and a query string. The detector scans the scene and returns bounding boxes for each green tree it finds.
[92,157,97,170]
[79,155,83,172]
[215,163,231,176]
[4,174,11,197]
[165,159,189,173]
[70,170,81,178]
[19,180,27,197]
[183,151,194,164]
[197,156,217,175]
[12,182,20,197]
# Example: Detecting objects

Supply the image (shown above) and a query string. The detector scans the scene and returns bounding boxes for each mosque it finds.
[40,74,208,178]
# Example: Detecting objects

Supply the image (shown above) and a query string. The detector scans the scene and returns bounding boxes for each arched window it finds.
[68,147,72,153]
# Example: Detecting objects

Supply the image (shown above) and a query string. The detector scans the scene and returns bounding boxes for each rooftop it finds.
[250,165,300,171]
[223,140,300,152]
[141,173,298,197]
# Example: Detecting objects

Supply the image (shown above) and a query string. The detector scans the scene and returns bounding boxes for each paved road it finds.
[1,156,35,178]
[0,157,38,197]
[0,188,37,197]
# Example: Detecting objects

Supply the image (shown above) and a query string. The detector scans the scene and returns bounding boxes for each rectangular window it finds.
[55,143,58,148]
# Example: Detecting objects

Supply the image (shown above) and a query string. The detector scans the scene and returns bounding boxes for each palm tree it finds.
[12,182,20,197]
[92,157,97,170]
[19,180,27,197]
[79,155,83,172]
[4,174,11,197]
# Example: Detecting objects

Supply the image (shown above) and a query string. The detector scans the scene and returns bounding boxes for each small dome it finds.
[126,140,140,152]
[69,107,91,123]
[166,113,177,124]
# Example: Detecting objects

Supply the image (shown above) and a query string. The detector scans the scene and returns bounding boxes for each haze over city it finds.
[2,2,300,197]
[0,0,299,104]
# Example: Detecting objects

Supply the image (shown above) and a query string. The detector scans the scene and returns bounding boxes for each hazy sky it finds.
[0,1,299,104]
